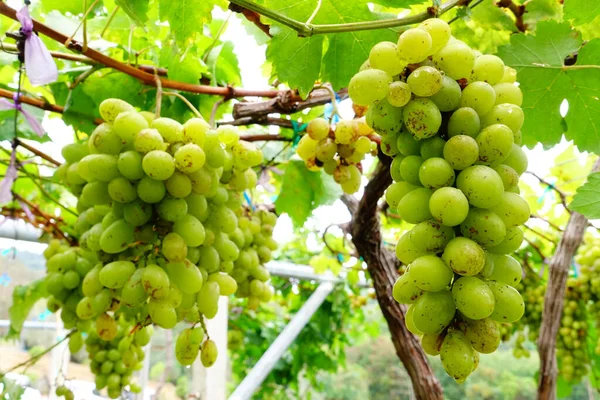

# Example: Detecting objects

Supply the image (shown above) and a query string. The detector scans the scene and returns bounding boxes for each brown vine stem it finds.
[496,0,527,32]
[537,157,600,400]
[0,3,282,98]
[15,139,61,167]
[13,193,75,244]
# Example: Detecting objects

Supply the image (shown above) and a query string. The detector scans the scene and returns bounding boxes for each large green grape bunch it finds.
[48,98,278,398]
[296,117,378,194]
[347,18,529,382]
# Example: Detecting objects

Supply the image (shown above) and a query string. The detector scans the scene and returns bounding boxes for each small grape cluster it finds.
[296,117,378,194]
[347,18,529,382]
[45,98,278,397]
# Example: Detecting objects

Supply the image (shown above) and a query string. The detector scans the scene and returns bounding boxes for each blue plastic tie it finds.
[244,191,255,211]
[0,272,11,287]
[291,120,308,149]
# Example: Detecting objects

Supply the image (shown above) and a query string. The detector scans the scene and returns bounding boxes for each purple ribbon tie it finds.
[0,94,45,137]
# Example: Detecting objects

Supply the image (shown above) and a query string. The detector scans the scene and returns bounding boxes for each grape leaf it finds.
[275,160,342,227]
[569,172,600,218]
[51,82,100,133]
[159,0,216,45]
[115,0,149,26]
[497,22,600,153]
[8,279,47,338]
[206,42,242,87]
[168,48,208,85]
[0,107,51,143]
[82,72,145,108]
[41,0,104,16]
[564,0,600,26]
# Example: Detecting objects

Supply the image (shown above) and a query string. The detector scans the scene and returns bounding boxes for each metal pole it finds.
[228,281,335,400]
[136,344,151,400]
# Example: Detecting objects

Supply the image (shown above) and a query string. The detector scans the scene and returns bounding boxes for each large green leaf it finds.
[168,48,208,85]
[82,72,145,108]
[569,172,600,218]
[8,279,47,338]
[564,0,600,26]
[497,22,600,153]
[115,0,150,26]
[275,160,342,227]
[159,0,216,45]
[0,107,51,143]
[206,42,242,87]
[51,83,99,133]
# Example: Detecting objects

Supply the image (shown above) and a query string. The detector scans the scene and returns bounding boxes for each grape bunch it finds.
[46,98,278,397]
[296,117,378,194]
[347,18,529,382]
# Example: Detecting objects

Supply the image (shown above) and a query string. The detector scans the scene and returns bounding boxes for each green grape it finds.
[448,107,480,138]
[341,164,362,194]
[395,132,419,158]
[456,165,504,208]
[432,42,475,80]
[397,28,432,64]
[208,273,238,296]
[471,54,505,85]
[186,193,209,222]
[113,111,149,144]
[418,157,455,190]
[420,137,446,160]
[134,326,153,346]
[165,172,193,198]
[348,69,392,106]
[390,156,405,182]
[217,125,239,145]
[418,18,451,54]
[162,232,187,262]
[486,254,522,287]
[96,313,118,341]
[499,66,517,83]
[334,120,359,145]
[366,99,403,136]
[67,163,86,185]
[197,281,220,319]
[399,155,424,185]
[369,41,405,76]
[307,117,330,141]
[83,266,104,297]
[296,135,318,160]
[134,128,165,154]
[393,272,423,304]
[62,142,89,163]
[385,181,418,209]
[207,205,237,234]
[148,298,177,328]
[81,182,111,206]
[77,154,120,182]
[460,82,496,116]
[117,151,144,180]
[183,118,210,146]
[429,187,469,226]
[493,164,519,192]
[440,330,476,383]
[476,124,514,166]
[386,81,412,107]
[123,200,152,226]
[121,269,148,307]
[69,331,84,353]
[422,332,442,356]
[89,123,122,155]
[464,318,500,354]
[142,150,175,180]
[101,360,114,374]
[76,297,95,319]
[99,99,135,122]
[410,220,455,253]
[157,197,188,222]
[402,98,442,139]
[143,264,170,300]
[166,260,204,294]
[152,117,184,143]
[493,83,523,106]
[486,226,523,255]
[174,143,206,174]
[460,209,507,247]
[232,140,263,168]
[355,136,372,153]
[405,305,423,336]
[397,187,433,224]
[176,328,203,365]
[481,103,524,135]
[407,66,443,97]
[99,219,134,254]
[198,246,221,273]
[503,144,528,175]
[411,290,455,333]
[136,177,165,203]
[108,177,137,203]
[442,237,485,276]
[488,281,525,323]
[409,255,453,292]
[99,261,136,289]
[452,276,495,319]
[429,75,462,112]
[92,289,113,314]
[201,339,218,367]
[489,192,530,227]
[443,135,479,170]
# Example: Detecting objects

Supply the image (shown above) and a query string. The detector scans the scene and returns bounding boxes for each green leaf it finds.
[310,254,340,274]
[51,82,99,133]
[564,0,600,26]
[275,160,342,227]
[159,0,216,45]
[115,0,149,26]
[206,42,242,87]
[82,72,145,108]
[8,279,47,338]
[369,0,427,6]
[569,172,600,218]
[41,0,104,16]
[497,22,600,153]
[0,107,51,143]
[169,48,208,85]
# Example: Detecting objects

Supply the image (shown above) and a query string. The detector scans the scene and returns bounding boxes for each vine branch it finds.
[496,0,527,32]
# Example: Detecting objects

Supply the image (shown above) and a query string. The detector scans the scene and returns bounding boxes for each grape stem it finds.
[313,84,339,124]
[101,6,120,38]
[525,171,569,211]
[228,0,462,37]
[162,92,205,120]
[15,138,62,166]
[0,330,75,379]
